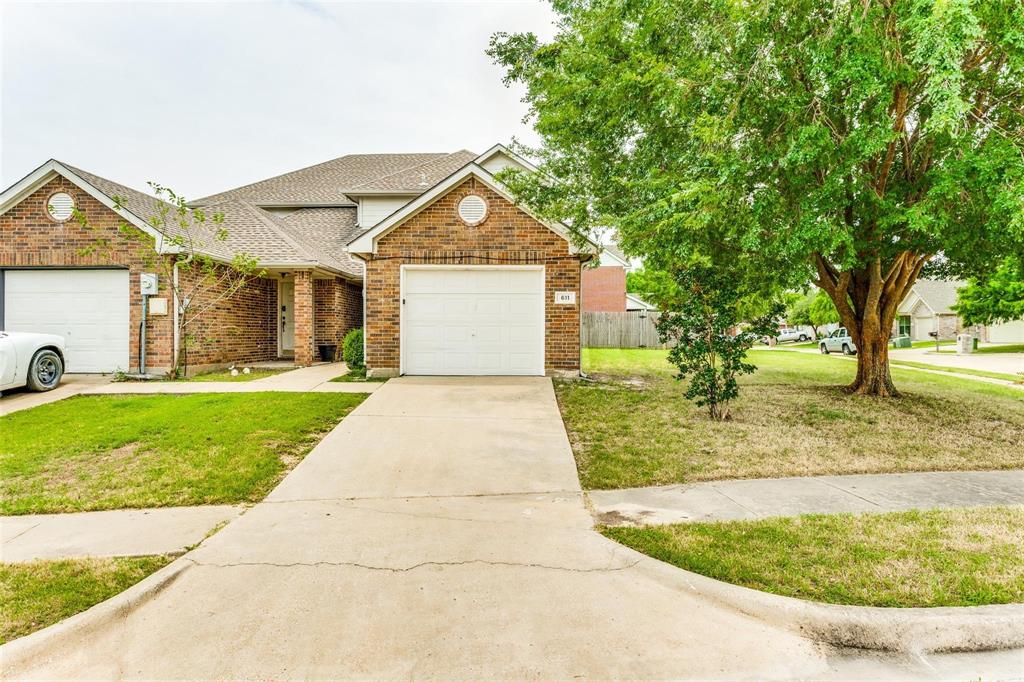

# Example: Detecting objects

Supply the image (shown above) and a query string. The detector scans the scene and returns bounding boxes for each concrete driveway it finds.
[7,377,1018,679]
[890,346,1024,375]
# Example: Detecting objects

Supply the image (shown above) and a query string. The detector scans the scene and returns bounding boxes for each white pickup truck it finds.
[775,328,811,343]
[819,327,857,355]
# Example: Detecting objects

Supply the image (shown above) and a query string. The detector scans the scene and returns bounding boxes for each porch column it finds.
[294,270,315,366]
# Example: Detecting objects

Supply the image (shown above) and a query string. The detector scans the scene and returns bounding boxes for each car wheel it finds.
[820,344,829,354]
[26,349,63,392]
[842,344,854,356]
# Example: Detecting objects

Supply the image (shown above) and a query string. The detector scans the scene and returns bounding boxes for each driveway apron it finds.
[7,377,831,680]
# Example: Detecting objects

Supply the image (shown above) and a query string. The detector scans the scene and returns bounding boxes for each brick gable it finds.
[362,176,582,374]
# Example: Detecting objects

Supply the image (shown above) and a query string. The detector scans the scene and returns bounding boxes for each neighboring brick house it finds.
[0,145,595,377]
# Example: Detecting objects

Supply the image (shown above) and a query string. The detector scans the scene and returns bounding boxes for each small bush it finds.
[342,328,364,369]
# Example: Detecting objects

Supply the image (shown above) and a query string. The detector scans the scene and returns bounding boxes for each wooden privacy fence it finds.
[582,311,668,349]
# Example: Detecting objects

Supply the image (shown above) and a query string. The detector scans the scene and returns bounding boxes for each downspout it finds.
[172,262,180,375]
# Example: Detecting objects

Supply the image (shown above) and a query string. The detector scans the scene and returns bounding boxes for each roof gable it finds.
[0,159,173,252]
[345,163,596,256]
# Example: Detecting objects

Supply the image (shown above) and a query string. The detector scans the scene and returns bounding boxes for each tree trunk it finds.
[848,326,897,396]
[813,251,929,398]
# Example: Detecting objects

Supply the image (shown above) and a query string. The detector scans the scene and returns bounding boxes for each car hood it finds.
[0,331,66,347]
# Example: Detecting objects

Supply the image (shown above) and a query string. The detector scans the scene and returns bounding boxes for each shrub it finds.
[342,328,364,369]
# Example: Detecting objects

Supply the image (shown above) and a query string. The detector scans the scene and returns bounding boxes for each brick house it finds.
[0,145,594,377]
[582,240,654,312]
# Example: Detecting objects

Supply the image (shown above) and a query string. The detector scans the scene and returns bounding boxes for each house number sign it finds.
[554,291,576,305]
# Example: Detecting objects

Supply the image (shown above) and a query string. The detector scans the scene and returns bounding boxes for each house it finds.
[0,145,595,377]
[894,279,1024,343]
[583,240,655,312]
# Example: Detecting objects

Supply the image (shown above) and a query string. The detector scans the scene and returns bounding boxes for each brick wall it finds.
[0,176,173,371]
[582,265,626,312]
[293,271,315,366]
[363,176,583,373]
[314,276,363,360]
[177,266,277,370]
[1,176,279,374]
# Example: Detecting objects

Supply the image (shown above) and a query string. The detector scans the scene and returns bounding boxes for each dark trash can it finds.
[318,344,337,361]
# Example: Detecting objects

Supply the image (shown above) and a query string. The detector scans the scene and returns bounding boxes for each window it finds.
[898,315,911,337]
[46,192,75,221]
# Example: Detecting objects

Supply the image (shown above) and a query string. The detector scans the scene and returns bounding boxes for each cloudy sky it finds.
[1,0,556,199]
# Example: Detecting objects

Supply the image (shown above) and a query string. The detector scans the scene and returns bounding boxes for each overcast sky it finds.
[0,0,555,199]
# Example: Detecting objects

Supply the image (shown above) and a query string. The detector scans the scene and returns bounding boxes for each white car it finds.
[776,328,811,343]
[0,332,66,393]
[819,327,857,355]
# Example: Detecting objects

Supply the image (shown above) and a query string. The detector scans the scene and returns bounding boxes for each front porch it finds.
[273,269,362,366]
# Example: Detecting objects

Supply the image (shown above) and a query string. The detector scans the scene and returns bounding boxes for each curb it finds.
[628,546,1024,654]
[0,555,192,674]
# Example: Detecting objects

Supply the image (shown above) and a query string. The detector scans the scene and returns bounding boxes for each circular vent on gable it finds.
[46,191,75,220]
[46,192,75,222]
[457,194,488,226]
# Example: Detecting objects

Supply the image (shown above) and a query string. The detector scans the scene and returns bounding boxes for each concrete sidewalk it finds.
[0,374,111,417]
[589,469,1024,526]
[84,362,382,395]
[1,506,242,562]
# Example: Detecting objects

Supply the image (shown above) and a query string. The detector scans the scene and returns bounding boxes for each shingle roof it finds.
[344,150,478,193]
[277,207,364,277]
[64,163,237,262]
[63,163,359,276]
[193,152,476,206]
[909,279,967,315]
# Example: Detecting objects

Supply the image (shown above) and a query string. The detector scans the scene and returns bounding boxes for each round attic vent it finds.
[457,194,488,226]
[46,192,75,221]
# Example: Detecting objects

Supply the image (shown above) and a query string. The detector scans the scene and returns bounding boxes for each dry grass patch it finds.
[602,506,1024,607]
[1,556,172,643]
[558,349,1024,489]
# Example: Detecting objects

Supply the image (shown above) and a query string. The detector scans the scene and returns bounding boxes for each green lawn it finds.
[0,392,365,515]
[1,556,172,643]
[603,507,1024,608]
[558,348,1024,489]
[178,368,290,382]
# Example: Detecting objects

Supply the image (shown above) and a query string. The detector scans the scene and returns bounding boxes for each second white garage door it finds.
[402,267,545,376]
[4,269,130,373]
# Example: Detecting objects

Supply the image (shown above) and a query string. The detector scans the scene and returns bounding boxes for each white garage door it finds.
[402,267,545,376]
[988,319,1024,344]
[4,269,130,373]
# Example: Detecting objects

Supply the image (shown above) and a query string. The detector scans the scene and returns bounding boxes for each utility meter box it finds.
[140,273,159,296]
[956,333,974,354]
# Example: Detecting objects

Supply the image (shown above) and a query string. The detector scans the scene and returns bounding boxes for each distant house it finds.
[894,279,1024,343]
[626,293,656,312]
[582,241,634,312]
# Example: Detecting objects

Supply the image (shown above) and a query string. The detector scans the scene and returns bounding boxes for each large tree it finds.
[954,256,1024,325]
[490,0,1024,395]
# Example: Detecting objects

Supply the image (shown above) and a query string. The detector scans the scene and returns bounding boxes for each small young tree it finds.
[77,183,263,377]
[656,266,781,421]
[808,290,841,339]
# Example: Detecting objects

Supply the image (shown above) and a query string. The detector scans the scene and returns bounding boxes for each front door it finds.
[279,280,295,354]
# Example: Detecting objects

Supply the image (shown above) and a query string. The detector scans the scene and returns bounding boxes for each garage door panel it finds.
[403,268,545,376]
[5,270,129,373]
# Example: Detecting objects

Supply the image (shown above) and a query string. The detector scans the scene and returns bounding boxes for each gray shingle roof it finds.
[345,150,478,193]
[193,152,476,206]
[909,279,967,315]
[63,163,359,276]
[277,207,364,278]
